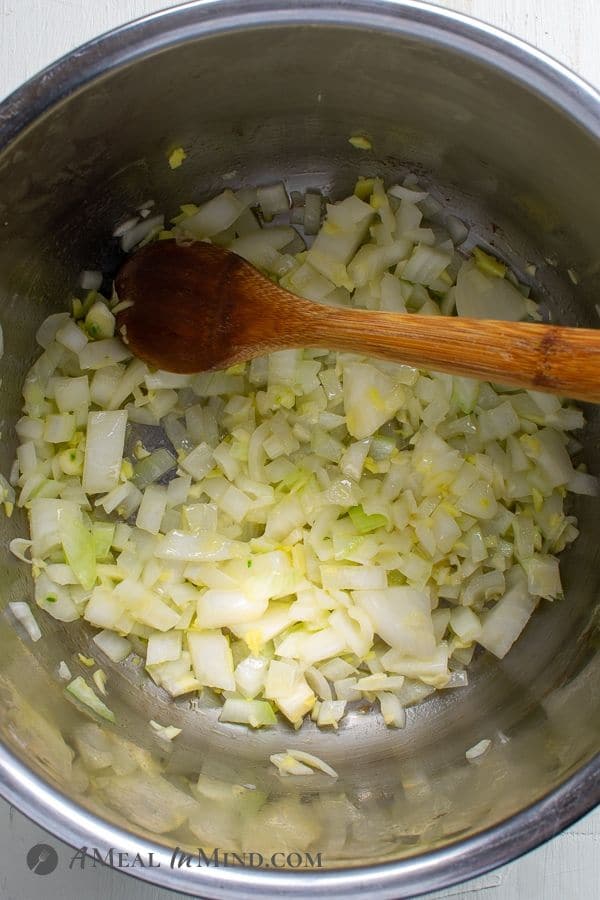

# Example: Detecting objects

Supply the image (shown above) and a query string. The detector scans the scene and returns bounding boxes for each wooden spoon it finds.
[115,241,600,402]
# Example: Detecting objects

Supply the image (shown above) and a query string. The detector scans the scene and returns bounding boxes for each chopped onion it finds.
[35,312,71,349]
[136,484,168,535]
[188,631,235,691]
[132,448,176,490]
[58,506,96,590]
[120,215,164,252]
[445,214,469,245]
[93,630,131,662]
[149,720,182,741]
[113,216,139,238]
[4,176,587,736]
[257,182,289,221]
[85,301,115,341]
[93,669,108,695]
[10,601,42,641]
[65,675,115,722]
[178,191,244,239]
[271,749,338,778]
[219,698,276,728]
[479,569,536,658]
[9,538,33,564]
[146,631,182,666]
[388,184,429,203]
[79,270,103,291]
[82,410,127,494]
[79,337,131,370]
[180,442,214,480]
[56,319,88,354]
[377,692,406,728]
[316,699,346,728]
[568,469,600,496]
[466,738,492,761]
[269,753,314,776]
[57,660,72,680]
[303,191,322,235]
[455,260,529,320]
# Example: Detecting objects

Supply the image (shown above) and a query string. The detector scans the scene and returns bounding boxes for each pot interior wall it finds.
[0,16,599,871]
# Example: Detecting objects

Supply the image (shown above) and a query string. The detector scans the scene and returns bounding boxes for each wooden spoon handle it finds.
[284,303,600,402]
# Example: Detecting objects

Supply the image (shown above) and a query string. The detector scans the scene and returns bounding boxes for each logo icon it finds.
[26,843,59,875]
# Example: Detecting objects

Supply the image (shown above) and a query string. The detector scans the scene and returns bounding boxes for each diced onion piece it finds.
[321,565,387,591]
[354,587,436,658]
[316,699,346,728]
[188,631,235,691]
[445,215,469,245]
[65,676,116,722]
[93,669,108,695]
[82,410,127,494]
[479,569,536,658]
[44,413,75,443]
[235,655,268,699]
[455,260,529,320]
[10,601,42,641]
[522,555,562,599]
[132,448,176,490]
[283,748,338,778]
[257,182,289,221]
[36,312,71,349]
[180,191,243,238]
[121,215,164,252]
[84,588,128,630]
[157,531,246,563]
[58,660,72,680]
[85,301,115,340]
[377,692,406,728]
[150,720,182,741]
[273,677,316,727]
[402,244,451,286]
[270,748,338,777]
[79,338,131,370]
[180,443,214,480]
[303,191,322,235]
[29,498,74,557]
[219,698,276,728]
[113,216,139,237]
[58,506,96,590]
[54,375,90,413]
[473,247,505,278]
[79,270,103,291]
[97,481,142,517]
[56,318,88,353]
[9,538,33,564]
[466,738,491,761]
[450,606,481,642]
[93,630,132,662]
[197,589,267,629]
[343,363,405,439]
[146,631,182,666]
[270,753,314,776]
[136,485,168,535]
[348,134,372,150]
[568,470,600,496]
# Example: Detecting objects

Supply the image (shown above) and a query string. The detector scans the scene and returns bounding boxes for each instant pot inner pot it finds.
[0,18,599,870]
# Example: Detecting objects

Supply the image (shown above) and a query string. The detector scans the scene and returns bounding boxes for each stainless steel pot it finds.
[0,1,599,897]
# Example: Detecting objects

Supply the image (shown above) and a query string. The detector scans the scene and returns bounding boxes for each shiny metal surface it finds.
[0,1,599,897]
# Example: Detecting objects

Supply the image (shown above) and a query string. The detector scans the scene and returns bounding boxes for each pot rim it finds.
[0,2,598,897]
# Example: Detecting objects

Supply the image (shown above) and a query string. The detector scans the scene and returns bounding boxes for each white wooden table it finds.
[0,1,598,897]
